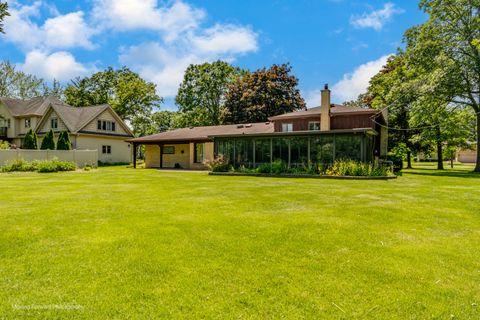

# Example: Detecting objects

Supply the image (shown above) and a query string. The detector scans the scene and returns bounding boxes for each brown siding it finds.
[274,117,321,132]
[331,114,375,130]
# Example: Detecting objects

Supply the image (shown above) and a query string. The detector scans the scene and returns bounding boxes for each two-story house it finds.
[0,96,134,163]
[127,85,388,169]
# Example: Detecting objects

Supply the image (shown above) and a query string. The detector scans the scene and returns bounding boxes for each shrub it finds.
[57,131,71,150]
[325,160,392,177]
[0,158,76,173]
[204,155,232,172]
[0,140,10,149]
[271,159,288,174]
[22,129,38,149]
[256,163,272,173]
[40,129,56,150]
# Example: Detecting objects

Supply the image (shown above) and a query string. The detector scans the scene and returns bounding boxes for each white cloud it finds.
[18,50,94,81]
[119,23,258,98]
[93,0,205,41]
[350,3,403,31]
[192,24,258,54]
[3,2,96,51]
[331,54,392,102]
[43,12,95,49]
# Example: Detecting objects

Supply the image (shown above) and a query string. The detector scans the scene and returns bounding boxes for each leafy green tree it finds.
[176,61,244,127]
[43,79,64,99]
[404,0,480,171]
[223,64,306,124]
[0,2,9,34]
[64,67,163,134]
[56,131,71,150]
[40,129,55,150]
[22,129,38,149]
[366,54,421,168]
[0,61,45,99]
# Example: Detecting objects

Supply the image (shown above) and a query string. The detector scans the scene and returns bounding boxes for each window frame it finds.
[24,118,31,128]
[51,118,58,130]
[308,121,320,131]
[281,123,293,132]
[194,143,205,163]
[102,145,112,154]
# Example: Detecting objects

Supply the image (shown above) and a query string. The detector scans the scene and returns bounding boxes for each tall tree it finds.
[223,64,306,124]
[40,129,55,150]
[43,79,64,99]
[64,67,163,135]
[366,54,420,168]
[405,0,480,171]
[0,2,9,34]
[176,61,243,127]
[0,61,45,99]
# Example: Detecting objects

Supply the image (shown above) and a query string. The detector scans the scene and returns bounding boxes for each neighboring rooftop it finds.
[127,122,275,143]
[268,104,378,121]
[0,96,66,117]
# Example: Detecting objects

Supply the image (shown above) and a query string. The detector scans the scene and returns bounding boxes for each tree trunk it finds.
[450,157,454,169]
[437,140,444,170]
[406,150,412,169]
[475,113,480,172]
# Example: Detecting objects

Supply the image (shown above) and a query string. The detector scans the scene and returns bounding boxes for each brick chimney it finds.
[320,84,331,131]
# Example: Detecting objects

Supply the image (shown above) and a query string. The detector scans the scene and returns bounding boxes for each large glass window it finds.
[272,138,289,165]
[216,139,234,162]
[290,137,309,167]
[235,138,254,167]
[310,135,334,165]
[335,134,362,161]
[254,138,271,165]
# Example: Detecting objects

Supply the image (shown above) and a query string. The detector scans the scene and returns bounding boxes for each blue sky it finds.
[0,0,426,110]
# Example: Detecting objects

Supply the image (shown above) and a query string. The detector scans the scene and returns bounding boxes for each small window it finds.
[97,120,102,130]
[194,143,204,163]
[111,122,116,132]
[51,118,58,129]
[25,118,31,128]
[102,121,107,130]
[308,121,320,131]
[281,123,293,132]
[7,119,10,128]
[102,145,111,154]
[163,146,175,154]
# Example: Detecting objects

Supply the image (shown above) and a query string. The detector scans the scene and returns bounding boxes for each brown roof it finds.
[268,104,378,120]
[49,103,110,132]
[0,96,66,116]
[127,122,274,143]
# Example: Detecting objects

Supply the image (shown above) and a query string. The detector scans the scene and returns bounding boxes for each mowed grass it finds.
[0,163,479,319]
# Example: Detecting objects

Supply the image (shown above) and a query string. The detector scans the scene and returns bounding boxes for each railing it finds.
[0,127,7,139]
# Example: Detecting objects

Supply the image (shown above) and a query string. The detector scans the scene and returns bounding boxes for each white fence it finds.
[0,149,98,168]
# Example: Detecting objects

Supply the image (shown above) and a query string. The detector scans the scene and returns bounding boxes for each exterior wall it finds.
[18,116,40,136]
[330,114,375,130]
[0,103,15,138]
[82,109,129,135]
[75,135,131,163]
[0,149,97,168]
[457,149,476,163]
[38,109,68,133]
[144,142,214,169]
[274,117,321,132]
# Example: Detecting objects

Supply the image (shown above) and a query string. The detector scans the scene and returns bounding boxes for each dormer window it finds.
[51,118,58,130]
[308,121,320,131]
[281,123,293,132]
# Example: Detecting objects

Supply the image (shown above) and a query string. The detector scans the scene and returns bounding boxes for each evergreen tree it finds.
[40,129,55,150]
[56,131,71,150]
[22,129,38,149]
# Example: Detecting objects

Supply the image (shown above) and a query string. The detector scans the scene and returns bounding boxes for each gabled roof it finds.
[127,122,274,143]
[0,96,66,117]
[268,104,378,121]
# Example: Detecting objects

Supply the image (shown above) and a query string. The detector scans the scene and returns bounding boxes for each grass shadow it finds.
[404,166,480,179]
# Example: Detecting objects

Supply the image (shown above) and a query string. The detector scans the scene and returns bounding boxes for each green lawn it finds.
[0,163,479,319]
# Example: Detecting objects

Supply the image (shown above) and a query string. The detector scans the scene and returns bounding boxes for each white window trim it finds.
[282,123,293,132]
[308,121,320,131]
